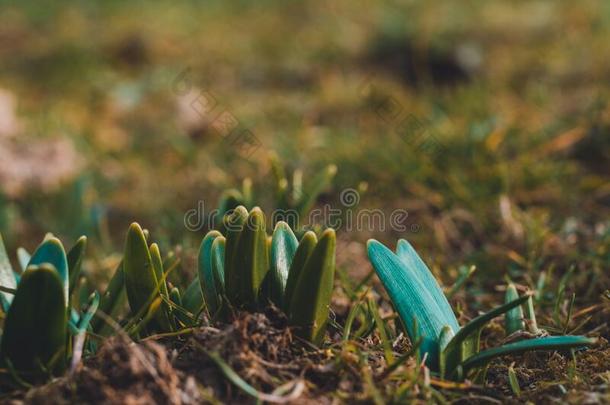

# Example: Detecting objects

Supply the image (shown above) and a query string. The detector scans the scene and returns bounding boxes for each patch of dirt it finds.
[486,338,610,404]
[168,307,342,404]
[5,338,201,405]
[3,305,608,404]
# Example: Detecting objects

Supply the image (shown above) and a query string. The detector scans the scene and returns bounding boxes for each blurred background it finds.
[0,0,608,290]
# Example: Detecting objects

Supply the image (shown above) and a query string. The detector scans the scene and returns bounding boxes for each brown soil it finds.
[2,307,608,404]
[3,338,201,405]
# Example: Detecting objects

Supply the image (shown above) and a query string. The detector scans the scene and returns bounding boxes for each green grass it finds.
[0,0,609,402]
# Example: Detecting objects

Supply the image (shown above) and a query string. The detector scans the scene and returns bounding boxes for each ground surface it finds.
[0,0,609,403]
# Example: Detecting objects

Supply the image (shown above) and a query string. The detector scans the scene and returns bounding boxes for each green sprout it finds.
[214,153,337,230]
[0,233,98,384]
[367,238,596,381]
[99,206,336,345]
[199,206,336,344]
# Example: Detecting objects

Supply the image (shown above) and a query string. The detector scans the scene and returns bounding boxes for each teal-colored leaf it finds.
[367,239,447,368]
[396,239,460,332]
[505,283,524,335]
[458,336,596,378]
[283,231,317,312]
[211,236,226,293]
[198,231,222,315]
[28,237,69,308]
[67,236,87,297]
[0,233,17,311]
[182,277,204,316]
[77,291,100,334]
[0,264,67,380]
[443,293,532,376]
[268,221,298,307]
[289,229,336,345]
[70,307,80,327]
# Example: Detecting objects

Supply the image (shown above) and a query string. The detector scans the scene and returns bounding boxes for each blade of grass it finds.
[67,236,87,298]
[508,363,521,398]
[368,297,395,364]
[70,291,100,373]
[443,293,532,376]
[458,336,596,377]
[505,283,525,334]
[91,262,126,335]
[203,348,305,403]
[447,265,476,299]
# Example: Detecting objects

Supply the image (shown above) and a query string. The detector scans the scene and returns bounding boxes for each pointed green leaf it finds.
[224,206,248,303]
[292,169,303,204]
[505,283,525,335]
[267,222,298,307]
[69,307,80,330]
[169,287,190,326]
[0,264,67,379]
[289,229,336,345]
[396,239,459,332]
[67,236,87,297]
[443,293,532,376]
[150,243,174,331]
[525,296,540,334]
[123,223,157,320]
[77,291,100,333]
[182,277,204,316]
[233,207,269,308]
[0,233,17,311]
[438,325,455,379]
[216,190,246,231]
[198,231,222,315]
[367,239,447,368]
[28,237,69,308]
[295,164,337,216]
[458,336,596,378]
[91,262,126,335]
[211,236,226,293]
[283,231,317,312]
[169,287,182,306]
[508,364,521,397]
[269,151,289,206]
